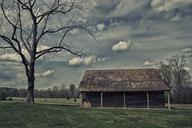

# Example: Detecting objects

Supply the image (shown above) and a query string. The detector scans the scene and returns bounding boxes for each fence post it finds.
[147,92,150,109]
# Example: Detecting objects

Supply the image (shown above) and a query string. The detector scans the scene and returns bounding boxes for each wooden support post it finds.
[80,93,83,107]
[123,92,126,108]
[101,92,103,107]
[147,92,149,109]
[167,91,171,111]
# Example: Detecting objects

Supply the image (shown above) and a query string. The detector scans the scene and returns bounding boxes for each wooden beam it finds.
[123,92,126,108]
[167,91,171,111]
[80,93,83,107]
[147,91,150,109]
[101,92,103,107]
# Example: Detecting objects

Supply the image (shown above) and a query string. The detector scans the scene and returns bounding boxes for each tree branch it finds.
[37,0,77,21]
[35,46,85,59]
[0,46,12,49]
[17,1,31,52]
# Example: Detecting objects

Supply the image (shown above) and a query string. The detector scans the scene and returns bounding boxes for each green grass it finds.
[0,100,192,128]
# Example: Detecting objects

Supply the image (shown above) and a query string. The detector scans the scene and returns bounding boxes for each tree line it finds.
[0,84,79,100]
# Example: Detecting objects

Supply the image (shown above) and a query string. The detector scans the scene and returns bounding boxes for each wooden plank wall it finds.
[82,91,165,108]
[125,92,147,107]
[103,92,124,107]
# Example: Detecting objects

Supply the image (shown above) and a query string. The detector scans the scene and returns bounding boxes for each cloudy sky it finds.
[0,0,192,89]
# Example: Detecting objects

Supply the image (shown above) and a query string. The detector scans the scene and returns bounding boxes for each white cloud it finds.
[83,56,97,65]
[181,48,192,53]
[184,67,191,71]
[0,53,21,62]
[112,40,131,52]
[181,48,192,57]
[68,55,96,66]
[0,45,50,62]
[37,45,50,52]
[68,57,83,66]
[70,29,79,34]
[151,0,192,12]
[97,57,111,62]
[143,59,156,66]
[151,0,165,12]
[97,23,105,31]
[68,56,110,66]
[170,15,182,22]
[36,69,55,77]
[41,69,55,77]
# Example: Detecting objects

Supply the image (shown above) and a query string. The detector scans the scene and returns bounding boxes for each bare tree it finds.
[168,55,191,103]
[158,61,172,86]
[0,0,93,103]
[158,54,191,103]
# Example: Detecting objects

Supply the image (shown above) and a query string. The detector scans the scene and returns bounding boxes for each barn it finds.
[79,69,171,109]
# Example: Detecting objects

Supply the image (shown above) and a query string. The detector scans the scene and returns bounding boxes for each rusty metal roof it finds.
[79,69,170,92]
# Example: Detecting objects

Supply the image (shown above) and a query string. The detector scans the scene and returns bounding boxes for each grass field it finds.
[10,97,80,106]
[0,99,192,128]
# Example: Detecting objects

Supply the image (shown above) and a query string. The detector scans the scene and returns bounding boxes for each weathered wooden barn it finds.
[79,69,171,109]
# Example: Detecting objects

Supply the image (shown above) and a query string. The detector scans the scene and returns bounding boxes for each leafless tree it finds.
[168,55,191,103]
[158,61,172,87]
[158,54,191,103]
[0,0,93,103]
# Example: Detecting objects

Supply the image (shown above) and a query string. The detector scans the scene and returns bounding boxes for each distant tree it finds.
[8,88,19,97]
[61,84,66,90]
[7,97,13,101]
[168,55,191,103]
[61,84,66,98]
[158,54,191,103]
[0,90,7,100]
[46,88,52,98]
[52,86,59,98]
[18,88,28,97]
[69,84,76,98]
[52,86,59,92]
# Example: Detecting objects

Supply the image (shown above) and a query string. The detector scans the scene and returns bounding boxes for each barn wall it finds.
[125,91,165,107]
[149,91,165,107]
[125,92,147,107]
[81,91,165,108]
[103,92,124,107]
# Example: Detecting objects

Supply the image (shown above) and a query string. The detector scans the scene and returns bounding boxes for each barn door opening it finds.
[103,92,124,107]
[126,92,147,107]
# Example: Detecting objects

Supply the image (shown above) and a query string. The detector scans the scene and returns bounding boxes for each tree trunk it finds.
[26,78,35,104]
[26,62,35,104]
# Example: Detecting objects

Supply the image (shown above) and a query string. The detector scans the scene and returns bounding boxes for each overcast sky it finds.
[0,0,192,89]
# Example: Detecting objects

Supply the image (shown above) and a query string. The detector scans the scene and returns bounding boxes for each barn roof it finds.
[79,69,170,92]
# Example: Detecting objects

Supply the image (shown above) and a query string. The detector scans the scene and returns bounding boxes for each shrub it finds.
[0,91,7,100]
[7,97,12,101]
